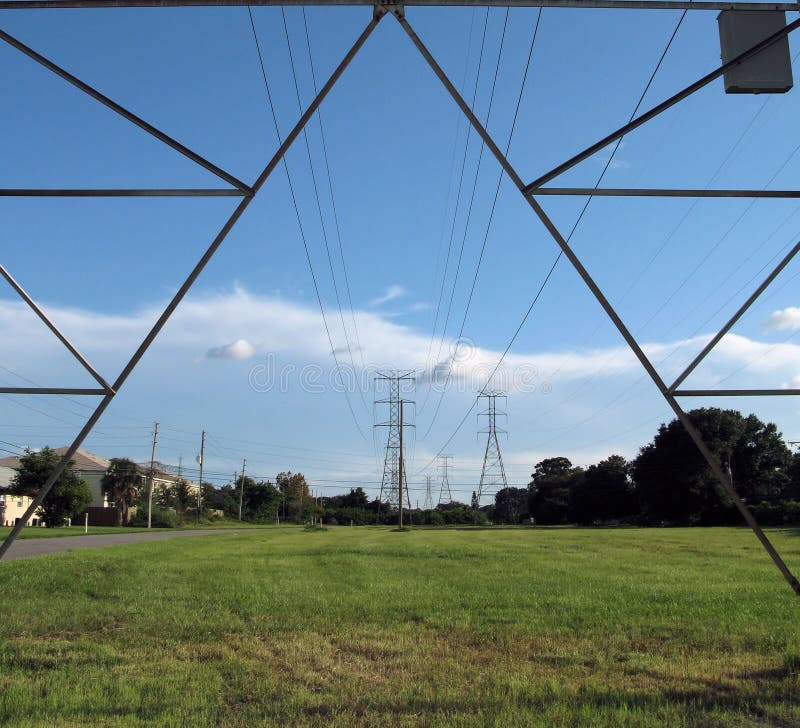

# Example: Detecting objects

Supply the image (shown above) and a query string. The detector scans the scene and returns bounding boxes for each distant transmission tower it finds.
[423,475,434,510]
[477,390,508,504]
[437,454,453,505]
[375,371,414,511]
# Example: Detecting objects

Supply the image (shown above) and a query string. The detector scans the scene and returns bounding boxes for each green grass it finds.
[0,526,798,726]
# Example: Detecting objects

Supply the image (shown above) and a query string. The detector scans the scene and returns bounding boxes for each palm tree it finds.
[101,458,141,526]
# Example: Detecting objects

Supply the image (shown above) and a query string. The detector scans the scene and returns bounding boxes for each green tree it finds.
[11,447,92,527]
[277,472,310,523]
[493,487,530,524]
[569,455,638,525]
[528,457,583,525]
[173,478,193,514]
[787,451,800,500]
[242,480,282,522]
[101,457,141,526]
[632,408,792,525]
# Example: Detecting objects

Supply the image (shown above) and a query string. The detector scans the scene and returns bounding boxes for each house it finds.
[0,464,40,527]
[0,448,201,526]
[0,447,110,509]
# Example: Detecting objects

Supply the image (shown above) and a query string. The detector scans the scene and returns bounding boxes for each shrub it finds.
[129,506,180,528]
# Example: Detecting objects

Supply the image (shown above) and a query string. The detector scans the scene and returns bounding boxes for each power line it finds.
[247,7,367,441]
[419,7,490,416]
[422,8,479,392]
[423,7,510,432]
[423,10,688,465]
[301,7,366,372]
[423,7,541,438]
[281,8,369,416]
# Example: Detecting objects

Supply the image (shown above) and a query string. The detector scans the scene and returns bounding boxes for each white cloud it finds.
[206,339,256,361]
[369,285,406,307]
[765,307,800,332]
[2,289,800,395]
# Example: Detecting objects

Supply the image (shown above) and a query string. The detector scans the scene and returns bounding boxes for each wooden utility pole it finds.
[197,430,205,522]
[147,421,159,529]
[238,458,246,521]
[398,400,404,529]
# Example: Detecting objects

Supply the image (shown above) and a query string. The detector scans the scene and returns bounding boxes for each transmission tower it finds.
[375,371,414,511]
[477,390,508,504]
[437,454,453,505]
[423,475,434,510]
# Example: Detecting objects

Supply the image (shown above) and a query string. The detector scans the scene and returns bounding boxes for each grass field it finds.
[0,526,798,726]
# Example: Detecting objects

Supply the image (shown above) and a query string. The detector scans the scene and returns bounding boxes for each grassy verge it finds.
[0,526,798,726]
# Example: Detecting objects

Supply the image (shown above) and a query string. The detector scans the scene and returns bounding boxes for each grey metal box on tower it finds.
[718,10,793,94]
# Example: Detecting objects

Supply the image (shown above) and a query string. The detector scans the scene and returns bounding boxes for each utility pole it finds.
[477,390,508,505]
[238,458,246,521]
[147,421,159,529]
[177,455,183,477]
[374,371,415,514]
[437,454,453,505]
[196,430,205,522]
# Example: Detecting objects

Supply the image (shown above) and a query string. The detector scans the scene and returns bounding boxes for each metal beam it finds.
[0,189,249,197]
[669,241,800,393]
[524,17,800,192]
[0,387,108,394]
[397,12,800,596]
[0,264,113,393]
[534,187,800,198]
[0,13,381,560]
[0,26,252,194]
[675,389,800,396]
[0,0,797,9]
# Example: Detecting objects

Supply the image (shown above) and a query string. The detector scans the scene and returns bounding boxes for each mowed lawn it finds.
[0,527,798,726]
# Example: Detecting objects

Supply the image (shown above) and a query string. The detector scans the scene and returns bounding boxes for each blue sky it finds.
[2,4,800,504]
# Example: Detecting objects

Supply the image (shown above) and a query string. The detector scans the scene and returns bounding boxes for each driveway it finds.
[0,529,234,561]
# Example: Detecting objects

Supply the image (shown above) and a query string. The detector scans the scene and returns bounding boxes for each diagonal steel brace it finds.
[396,11,800,596]
[0,12,383,560]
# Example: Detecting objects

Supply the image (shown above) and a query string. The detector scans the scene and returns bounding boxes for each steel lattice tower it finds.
[375,372,414,510]
[437,454,453,505]
[423,475,434,510]
[477,391,508,504]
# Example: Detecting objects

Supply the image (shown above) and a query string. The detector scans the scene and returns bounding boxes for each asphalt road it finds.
[0,529,233,561]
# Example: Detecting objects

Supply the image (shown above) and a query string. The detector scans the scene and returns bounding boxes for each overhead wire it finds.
[247,7,367,442]
[421,10,688,470]
[422,8,478,382]
[281,7,369,416]
[431,7,510,370]
[418,7,491,415]
[301,7,367,371]
[423,7,514,436]
[423,7,542,439]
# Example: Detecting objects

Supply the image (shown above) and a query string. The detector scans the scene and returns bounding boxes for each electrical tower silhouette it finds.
[375,371,414,510]
[423,475,434,510]
[477,390,508,504]
[437,454,453,505]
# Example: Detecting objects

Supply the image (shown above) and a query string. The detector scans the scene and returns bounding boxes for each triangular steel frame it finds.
[0,3,798,599]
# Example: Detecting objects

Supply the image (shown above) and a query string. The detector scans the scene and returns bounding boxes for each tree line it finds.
[495,407,800,526]
[4,407,797,529]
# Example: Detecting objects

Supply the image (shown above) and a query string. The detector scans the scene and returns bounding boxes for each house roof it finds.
[0,447,110,473]
[0,465,16,490]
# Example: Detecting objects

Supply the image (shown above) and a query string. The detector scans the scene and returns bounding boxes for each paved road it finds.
[1,530,234,561]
